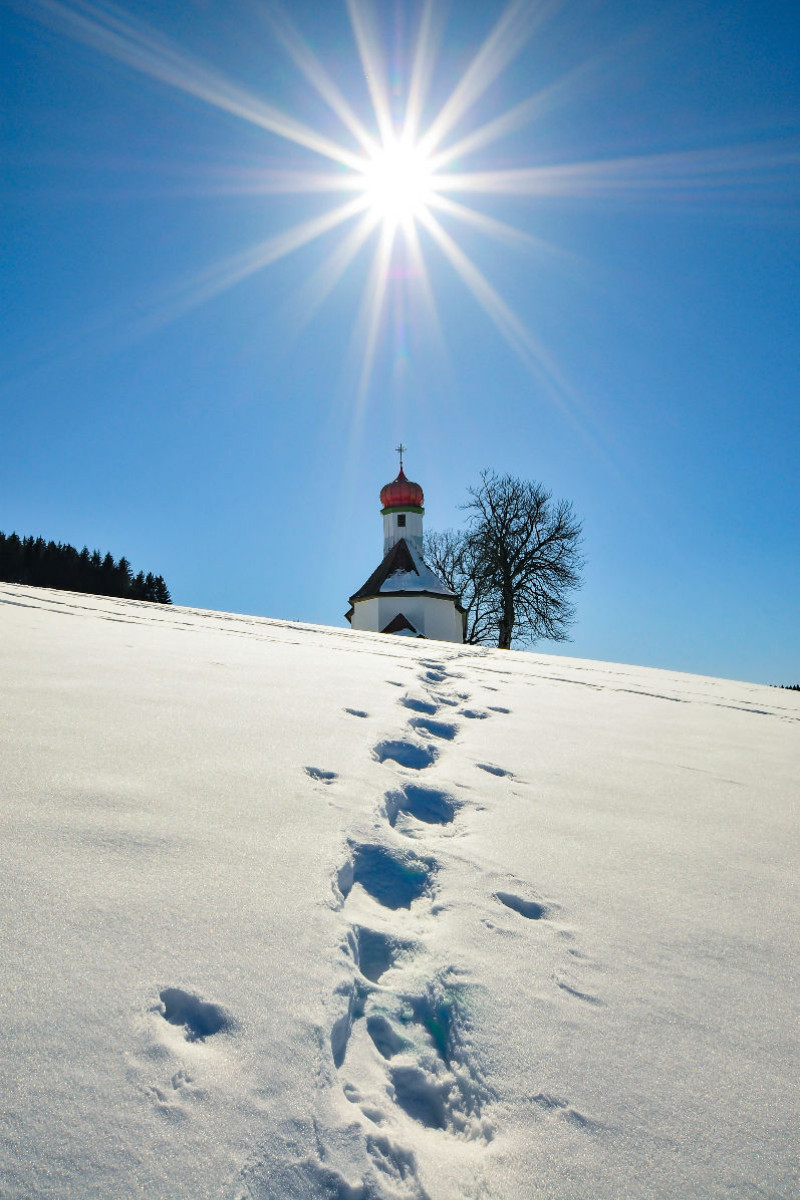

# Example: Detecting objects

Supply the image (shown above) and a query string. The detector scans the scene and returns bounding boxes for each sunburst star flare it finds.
[17,0,800,412]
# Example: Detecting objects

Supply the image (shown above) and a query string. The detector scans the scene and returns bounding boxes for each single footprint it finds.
[422,670,447,683]
[400,696,439,715]
[373,740,438,770]
[409,716,458,741]
[476,762,513,778]
[158,988,233,1041]
[385,784,458,826]
[351,925,414,983]
[340,843,437,909]
[488,706,511,714]
[345,708,369,718]
[460,709,489,719]
[305,766,337,783]
[495,891,547,920]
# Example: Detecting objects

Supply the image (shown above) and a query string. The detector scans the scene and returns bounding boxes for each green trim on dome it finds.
[381,505,424,516]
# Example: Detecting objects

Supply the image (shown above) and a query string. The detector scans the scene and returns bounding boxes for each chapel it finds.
[345,450,465,642]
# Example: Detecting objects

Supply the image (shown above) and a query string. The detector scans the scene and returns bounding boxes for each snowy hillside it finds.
[1,584,797,1200]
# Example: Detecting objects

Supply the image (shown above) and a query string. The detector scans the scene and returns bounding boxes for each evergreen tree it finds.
[153,576,171,604]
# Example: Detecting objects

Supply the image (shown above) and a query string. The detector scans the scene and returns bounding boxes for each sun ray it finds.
[205,169,364,196]
[286,209,382,334]
[418,0,561,157]
[27,0,365,171]
[417,207,573,411]
[134,195,370,339]
[401,215,447,360]
[429,93,556,172]
[437,143,800,199]
[262,7,378,155]
[354,222,396,406]
[403,0,443,145]
[429,27,678,172]
[345,0,395,145]
[427,193,538,247]
[428,59,599,172]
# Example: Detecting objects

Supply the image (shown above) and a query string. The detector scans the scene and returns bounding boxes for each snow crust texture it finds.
[1,584,798,1200]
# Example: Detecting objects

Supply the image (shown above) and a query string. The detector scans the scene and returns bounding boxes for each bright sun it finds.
[361,138,435,225]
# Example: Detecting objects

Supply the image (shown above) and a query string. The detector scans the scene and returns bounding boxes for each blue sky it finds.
[2,0,798,684]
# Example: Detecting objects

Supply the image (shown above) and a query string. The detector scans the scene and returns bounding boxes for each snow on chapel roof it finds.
[348,538,458,605]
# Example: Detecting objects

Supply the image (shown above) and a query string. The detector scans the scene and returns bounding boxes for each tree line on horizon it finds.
[0,531,171,604]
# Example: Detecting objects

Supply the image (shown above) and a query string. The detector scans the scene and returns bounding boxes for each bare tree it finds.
[424,528,498,645]
[425,471,583,650]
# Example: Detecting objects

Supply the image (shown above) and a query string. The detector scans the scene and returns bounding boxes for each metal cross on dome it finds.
[395,443,407,470]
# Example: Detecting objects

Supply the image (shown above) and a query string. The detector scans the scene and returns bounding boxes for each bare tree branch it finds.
[426,471,584,649]
[423,527,499,645]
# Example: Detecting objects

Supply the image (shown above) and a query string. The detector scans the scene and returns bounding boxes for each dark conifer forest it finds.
[0,532,171,603]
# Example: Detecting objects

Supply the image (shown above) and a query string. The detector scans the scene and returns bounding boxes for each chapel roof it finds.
[348,538,459,605]
[381,612,420,635]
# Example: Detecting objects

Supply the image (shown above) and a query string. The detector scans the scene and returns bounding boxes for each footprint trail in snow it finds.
[237,650,606,1198]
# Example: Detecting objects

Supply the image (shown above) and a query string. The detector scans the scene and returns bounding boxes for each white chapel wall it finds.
[351,594,462,642]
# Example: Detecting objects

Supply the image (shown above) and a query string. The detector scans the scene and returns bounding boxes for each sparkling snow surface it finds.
[1,584,798,1200]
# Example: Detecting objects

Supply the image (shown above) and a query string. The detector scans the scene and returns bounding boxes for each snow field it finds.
[1,584,798,1199]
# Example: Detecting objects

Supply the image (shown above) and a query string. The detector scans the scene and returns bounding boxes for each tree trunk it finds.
[497,588,514,649]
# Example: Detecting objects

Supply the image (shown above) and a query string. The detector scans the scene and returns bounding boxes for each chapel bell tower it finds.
[381,444,424,556]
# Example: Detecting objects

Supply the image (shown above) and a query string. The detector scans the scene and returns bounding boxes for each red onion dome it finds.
[380,467,424,510]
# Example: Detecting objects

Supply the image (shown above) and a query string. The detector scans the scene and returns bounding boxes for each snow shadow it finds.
[400,696,439,715]
[495,891,547,920]
[340,843,436,910]
[408,716,458,741]
[367,1013,411,1059]
[385,784,458,827]
[373,739,438,770]
[158,988,233,1041]
[305,766,337,783]
[557,980,603,1006]
[421,670,447,683]
[331,979,368,1069]
[391,1064,448,1129]
[234,1137,427,1200]
[376,981,493,1136]
[530,1092,601,1131]
[344,708,369,718]
[476,762,513,778]
[351,925,413,984]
